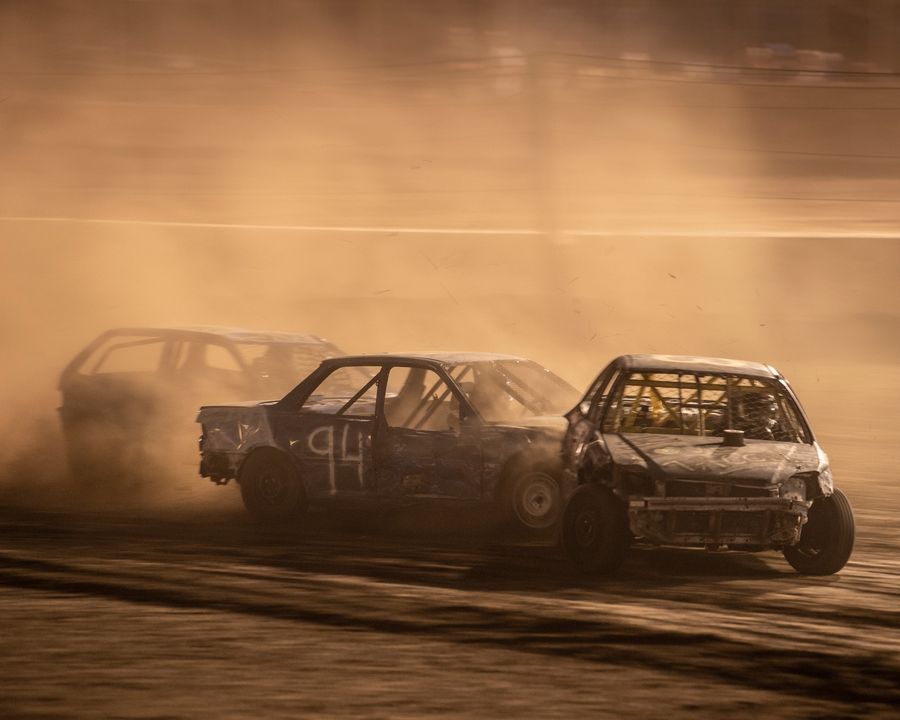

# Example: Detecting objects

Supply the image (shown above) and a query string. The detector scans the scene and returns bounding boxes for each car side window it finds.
[238,343,327,389]
[205,344,243,372]
[173,341,243,374]
[89,336,167,374]
[303,365,381,416]
[384,366,460,432]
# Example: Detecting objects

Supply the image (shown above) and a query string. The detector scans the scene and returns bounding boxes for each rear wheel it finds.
[239,450,307,522]
[783,488,854,575]
[562,484,629,574]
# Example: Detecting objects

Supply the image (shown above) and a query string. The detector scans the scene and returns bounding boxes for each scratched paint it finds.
[198,354,579,533]
[306,425,369,494]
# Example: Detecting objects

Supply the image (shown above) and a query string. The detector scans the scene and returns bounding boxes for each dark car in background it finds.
[561,354,854,575]
[198,352,580,533]
[59,326,345,484]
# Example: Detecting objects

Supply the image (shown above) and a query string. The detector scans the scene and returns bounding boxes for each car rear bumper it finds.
[199,450,240,484]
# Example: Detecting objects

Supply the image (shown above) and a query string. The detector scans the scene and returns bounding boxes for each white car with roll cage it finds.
[561,354,854,575]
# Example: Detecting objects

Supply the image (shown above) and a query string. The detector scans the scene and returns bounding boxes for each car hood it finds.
[605,433,820,485]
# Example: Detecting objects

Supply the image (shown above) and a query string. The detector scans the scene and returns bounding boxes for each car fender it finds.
[237,444,301,484]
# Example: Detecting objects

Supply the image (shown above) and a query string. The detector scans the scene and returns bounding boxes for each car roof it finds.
[101,326,335,346]
[323,351,530,367]
[614,354,780,378]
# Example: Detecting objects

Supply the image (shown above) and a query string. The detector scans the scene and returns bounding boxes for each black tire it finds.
[783,488,854,575]
[504,469,562,532]
[562,484,629,574]
[239,450,307,522]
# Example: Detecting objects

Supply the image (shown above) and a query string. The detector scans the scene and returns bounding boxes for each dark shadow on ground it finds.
[0,500,834,598]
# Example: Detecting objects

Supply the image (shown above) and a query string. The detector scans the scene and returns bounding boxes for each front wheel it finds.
[239,450,307,522]
[506,469,562,532]
[783,488,854,575]
[561,484,629,574]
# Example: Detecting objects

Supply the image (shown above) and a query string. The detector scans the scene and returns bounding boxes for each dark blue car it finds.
[198,352,579,532]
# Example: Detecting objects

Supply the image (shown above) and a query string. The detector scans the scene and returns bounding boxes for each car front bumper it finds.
[628,496,809,547]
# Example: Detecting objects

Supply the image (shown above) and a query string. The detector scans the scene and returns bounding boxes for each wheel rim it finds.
[514,474,558,529]
[574,508,599,548]
[258,470,288,506]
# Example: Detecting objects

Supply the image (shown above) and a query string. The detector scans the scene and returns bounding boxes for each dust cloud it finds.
[0,2,898,508]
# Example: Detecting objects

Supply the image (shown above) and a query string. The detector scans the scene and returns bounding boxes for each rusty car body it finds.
[561,354,854,575]
[198,352,580,532]
[59,326,345,483]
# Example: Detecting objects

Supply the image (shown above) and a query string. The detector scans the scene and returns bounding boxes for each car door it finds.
[62,331,173,435]
[374,364,481,499]
[276,364,382,498]
[58,331,172,476]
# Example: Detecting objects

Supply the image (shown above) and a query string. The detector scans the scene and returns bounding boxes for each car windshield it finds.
[600,371,810,443]
[451,360,578,423]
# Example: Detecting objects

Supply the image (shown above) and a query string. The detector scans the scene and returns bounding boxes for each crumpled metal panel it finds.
[608,433,820,485]
[198,406,274,453]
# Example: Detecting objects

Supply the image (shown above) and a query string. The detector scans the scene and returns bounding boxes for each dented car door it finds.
[274,365,381,498]
[375,364,481,499]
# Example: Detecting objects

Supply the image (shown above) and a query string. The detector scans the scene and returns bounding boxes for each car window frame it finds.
[381,361,476,432]
[335,370,383,418]
[87,334,170,375]
[169,338,249,376]
[291,362,385,418]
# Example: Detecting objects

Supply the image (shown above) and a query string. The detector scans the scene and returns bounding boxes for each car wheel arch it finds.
[577,465,624,500]
[561,482,630,574]
[237,446,308,522]
[494,449,560,502]
[237,445,302,484]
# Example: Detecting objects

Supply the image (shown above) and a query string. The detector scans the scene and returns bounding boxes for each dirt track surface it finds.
[1,477,897,719]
